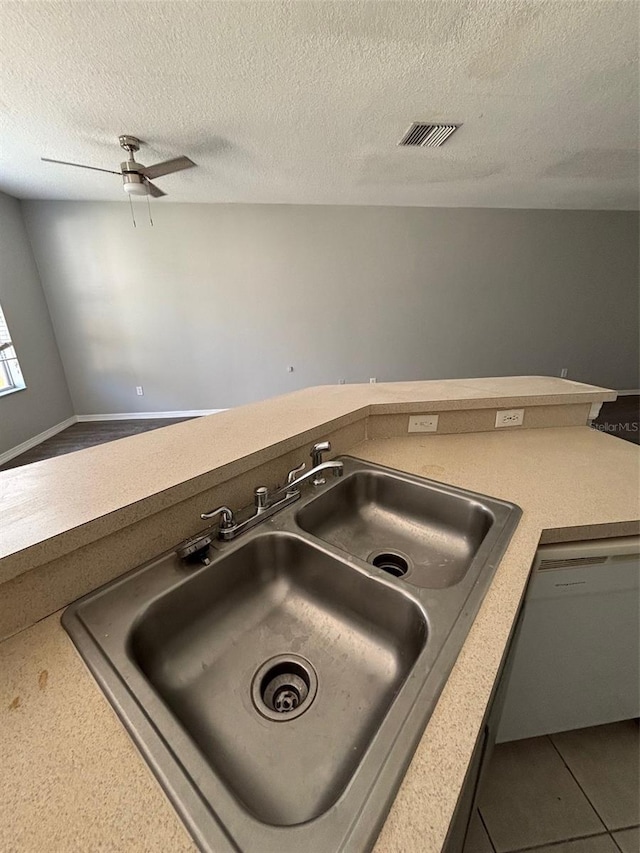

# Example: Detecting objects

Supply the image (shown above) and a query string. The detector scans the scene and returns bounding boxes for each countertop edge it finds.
[0,378,616,579]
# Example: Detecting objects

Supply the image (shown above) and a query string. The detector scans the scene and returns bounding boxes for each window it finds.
[0,303,26,396]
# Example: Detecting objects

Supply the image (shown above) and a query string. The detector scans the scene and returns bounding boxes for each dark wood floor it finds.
[0,418,194,471]
[592,395,639,444]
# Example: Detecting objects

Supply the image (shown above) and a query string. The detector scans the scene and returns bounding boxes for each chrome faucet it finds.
[273,459,343,497]
[285,461,306,497]
[198,442,343,543]
[200,505,235,529]
[310,441,332,485]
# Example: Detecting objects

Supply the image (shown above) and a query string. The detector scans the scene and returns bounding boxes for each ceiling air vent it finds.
[399,123,461,147]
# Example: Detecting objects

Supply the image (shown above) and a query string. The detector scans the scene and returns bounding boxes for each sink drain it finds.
[369,550,410,578]
[264,671,307,712]
[252,654,318,722]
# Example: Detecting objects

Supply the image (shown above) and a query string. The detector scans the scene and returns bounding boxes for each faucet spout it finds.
[275,460,343,496]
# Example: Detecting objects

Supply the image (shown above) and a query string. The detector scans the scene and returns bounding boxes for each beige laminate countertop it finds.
[1,425,638,853]
[0,376,614,576]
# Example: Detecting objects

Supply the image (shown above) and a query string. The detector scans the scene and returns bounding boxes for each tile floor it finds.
[466,720,640,853]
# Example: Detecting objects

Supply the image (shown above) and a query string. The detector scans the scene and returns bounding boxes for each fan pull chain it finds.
[147,193,153,227]
[128,194,137,228]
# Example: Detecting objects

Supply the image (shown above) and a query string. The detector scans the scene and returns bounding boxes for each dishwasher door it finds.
[496,536,640,743]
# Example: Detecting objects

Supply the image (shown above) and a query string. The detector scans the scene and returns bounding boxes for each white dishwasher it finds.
[496,535,640,743]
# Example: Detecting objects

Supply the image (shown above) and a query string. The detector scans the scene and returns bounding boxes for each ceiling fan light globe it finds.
[123,183,148,196]
[122,175,148,195]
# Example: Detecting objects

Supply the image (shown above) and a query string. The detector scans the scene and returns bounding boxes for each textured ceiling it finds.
[0,1,638,208]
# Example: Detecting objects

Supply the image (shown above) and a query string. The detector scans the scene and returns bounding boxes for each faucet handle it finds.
[287,461,306,484]
[200,505,235,530]
[285,461,306,496]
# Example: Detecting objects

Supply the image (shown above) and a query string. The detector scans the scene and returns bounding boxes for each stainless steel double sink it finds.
[63,456,521,852]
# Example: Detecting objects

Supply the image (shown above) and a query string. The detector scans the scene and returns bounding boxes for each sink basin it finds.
[63,456,520,852]
[296,469,494,588]
[128,533,427,826]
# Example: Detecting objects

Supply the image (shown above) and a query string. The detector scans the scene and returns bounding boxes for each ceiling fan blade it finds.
[141,156,195,180]
[41,157,121,175]
[145,180,166,198]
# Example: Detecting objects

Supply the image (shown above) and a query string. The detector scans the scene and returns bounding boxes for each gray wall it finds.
[0,192,73,454]
[21,202,639,415]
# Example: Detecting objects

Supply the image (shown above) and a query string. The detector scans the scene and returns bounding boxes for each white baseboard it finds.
[76,409,227,421]
[0,416,77,466]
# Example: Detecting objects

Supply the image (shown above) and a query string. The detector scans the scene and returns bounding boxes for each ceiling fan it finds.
[41,135,196,197]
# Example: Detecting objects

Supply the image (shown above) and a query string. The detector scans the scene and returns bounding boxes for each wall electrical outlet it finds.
[369,377,377,384]
[287,366,294,373]
[495,408,524,428]
[560,368,568,378]
[408,414,439,433]
[136,385,144,396]
[339,379,346,385]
